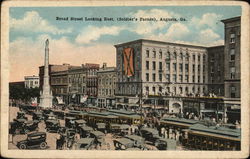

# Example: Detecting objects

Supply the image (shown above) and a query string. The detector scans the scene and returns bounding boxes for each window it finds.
[185,75,189,82]
[173,87,176,95]
[179,75,183,82]
[159,87,162,92]
[211,66,214,73]
[185,64,189,72]
[179,87,183,94]
[197,87,200,93]
[152,73,156,82]
[198,65,200,73]
[173,63,177,72]
[198,55,200,61]
[185,87,189,93]
[153,61,156,70]
[146,86,149,92]
[193,64,195,73]
[230,86,236,98]
[198,76,200,83]
[173,52,177,60]
[203,65,205,73]
[153,50,156,58]
[146,50,149,57]
[166,74,170,82]
[230,49,235,61]
[179,63,183,72]
[173,74,177,82]
[192,86,195,93]
[230,67,236,79]
[153,87,156,93]
[146,61,149,70]
[230,33,235,43]
[166,87,170,93]
[159,74,162,82]
[185,54,189,61]
[192,75,195,83]
[180,52,183,60]
[146,73,149,81]
[193,54,195,61]
[159,62,162,70]
[166,63,170,71]
[203,76,205,83]
[159,51,162,59]
[166,51,170,60]
[203,55,206,62]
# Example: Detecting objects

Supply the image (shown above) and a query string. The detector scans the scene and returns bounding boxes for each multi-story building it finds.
[115,39,208,113]
[24,75,39,88]
[97,63,117,108]
[207,46,225,96]
[85,63,99,104]
[68,65,87,104]
[221,16,241,123]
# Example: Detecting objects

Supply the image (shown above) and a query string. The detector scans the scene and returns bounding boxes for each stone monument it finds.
[39,39,53,108]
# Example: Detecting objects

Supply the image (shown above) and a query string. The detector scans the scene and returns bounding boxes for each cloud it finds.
[75,25,124,44]
[165,23,190,40]
[128,9,180,35]
[10,11,72,34]
[190,13,222,29]
[9,35,116,82]
[196,28,222,45]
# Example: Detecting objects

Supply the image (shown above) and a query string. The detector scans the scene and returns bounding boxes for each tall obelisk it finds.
[39,39,53,108]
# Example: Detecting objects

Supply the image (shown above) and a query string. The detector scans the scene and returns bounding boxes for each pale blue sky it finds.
[9,6,241,81]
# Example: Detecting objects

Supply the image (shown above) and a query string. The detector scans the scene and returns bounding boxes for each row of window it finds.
[145,85,206,94]
[145,73,206,83]
[146,49,206,62]
[98,88,115,96]
[146,61,205,74]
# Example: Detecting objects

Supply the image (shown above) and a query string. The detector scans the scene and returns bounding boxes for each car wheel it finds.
[40,142,47,149]
[19,144,27,149]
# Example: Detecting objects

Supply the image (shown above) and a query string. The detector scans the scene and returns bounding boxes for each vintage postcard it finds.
[1,0,249,158]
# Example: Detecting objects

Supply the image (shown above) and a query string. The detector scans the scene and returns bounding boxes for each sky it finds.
[9,6,241,82]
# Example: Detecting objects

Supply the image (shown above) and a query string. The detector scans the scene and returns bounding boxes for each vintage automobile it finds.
[45,120,61,133]
[75,119,87,132]
[65,117,77,128]
[9,119,39,134]
[154,138,177,150]
[124,135,145,148]
[16,132,47,149]
[109,124,130,136]
[44,112,57,121]
[65,128,76,149]
[16,112,28,120]
[79,126,94,138]
[89,131,105,145]
[140,127,161,144]
[96,122,106,133]
[32,112,44,121]
[75,138,95,150]
[19,105,37,115]
[113,138,134,150]
[53,110,65,120]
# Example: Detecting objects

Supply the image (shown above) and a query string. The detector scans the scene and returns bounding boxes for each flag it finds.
[123,48,134,77]
[31,97,38,106]
[80,95,88,103]
[56,96,64,104]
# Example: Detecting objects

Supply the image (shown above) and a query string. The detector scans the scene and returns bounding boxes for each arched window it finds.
[166,51,170,59]
[173,52,177,60]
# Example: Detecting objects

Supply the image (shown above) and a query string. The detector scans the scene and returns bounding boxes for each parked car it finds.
[9,119,39,134]
[16,112,28,120]
[79,126,94,138]
[89,131,105,145]
[45,120,60,133]
[113,138,134,150]
[140,127,161,144]
[16,132,47,149]
[124,135,145,148]
[75,138,95,150]
[155,138,177,150]
[32,112,44,121]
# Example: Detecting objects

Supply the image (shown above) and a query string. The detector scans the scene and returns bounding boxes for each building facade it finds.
[207,45,225,97]
[68,65,87,104]
[97,63,117,108]
[115,39,209,113]
[85,63,99,104]
[24,75,39,88]
[221,16,241,123]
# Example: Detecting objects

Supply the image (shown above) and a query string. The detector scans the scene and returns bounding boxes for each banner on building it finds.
[31,97,38,106]
[56,96,64,104]
[80,95,88,103]
[123,48,134,77]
